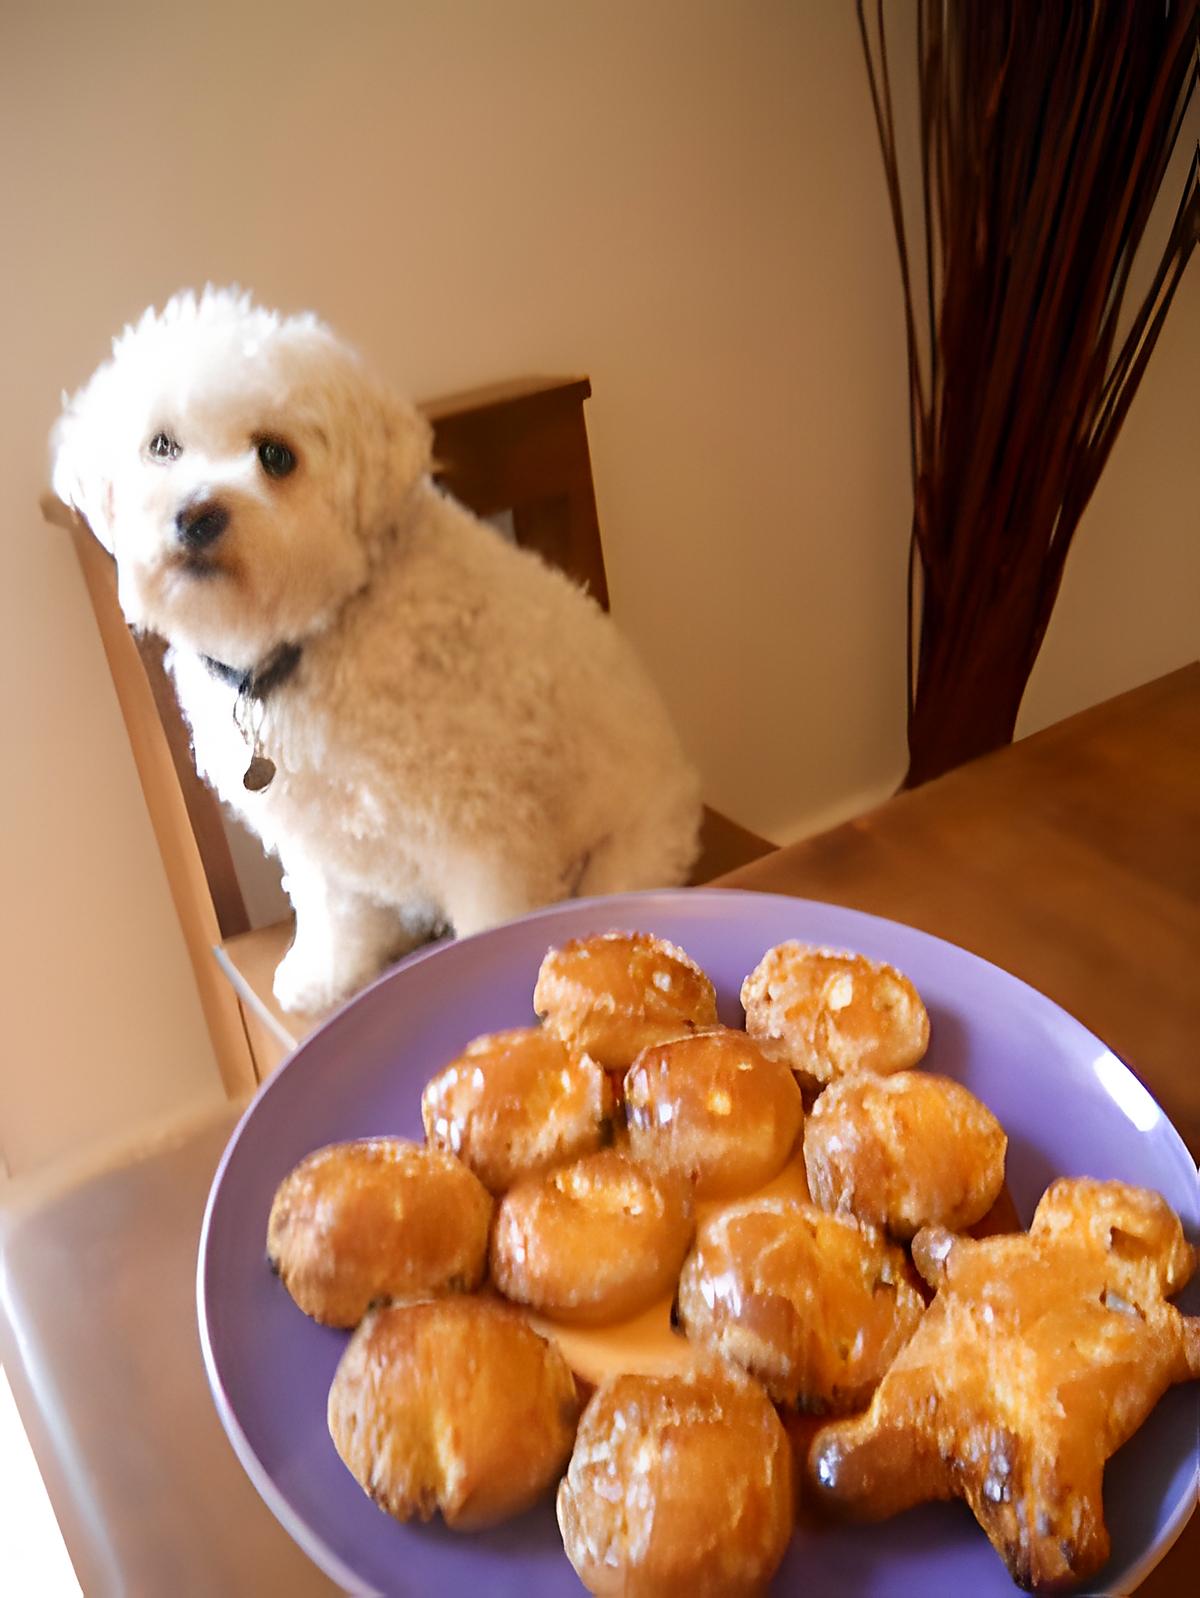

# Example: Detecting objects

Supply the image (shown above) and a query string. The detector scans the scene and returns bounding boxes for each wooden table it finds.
[714,661,1200,1595]
[0,666,1195,1595]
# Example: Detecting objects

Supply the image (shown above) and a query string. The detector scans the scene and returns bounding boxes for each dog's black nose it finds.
[175,499,230,549]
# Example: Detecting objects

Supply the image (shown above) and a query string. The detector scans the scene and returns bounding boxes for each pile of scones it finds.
[265,931,1200,1595]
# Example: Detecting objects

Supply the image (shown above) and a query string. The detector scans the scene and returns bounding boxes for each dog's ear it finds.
[49,371,117,553]
[349,377,433,555]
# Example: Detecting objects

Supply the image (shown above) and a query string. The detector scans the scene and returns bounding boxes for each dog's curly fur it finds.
[52,289,700,1013]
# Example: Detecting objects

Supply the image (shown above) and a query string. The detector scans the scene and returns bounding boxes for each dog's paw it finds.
[272,947,351,1016]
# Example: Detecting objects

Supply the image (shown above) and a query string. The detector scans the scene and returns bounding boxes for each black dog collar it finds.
[200,641,302,702]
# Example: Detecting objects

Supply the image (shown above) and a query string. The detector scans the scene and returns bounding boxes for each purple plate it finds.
[199,889,1200,1596]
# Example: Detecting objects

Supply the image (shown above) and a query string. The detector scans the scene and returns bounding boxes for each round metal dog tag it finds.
[243,754,276,792]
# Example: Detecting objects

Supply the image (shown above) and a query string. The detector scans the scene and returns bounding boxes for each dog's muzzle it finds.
[175,497,230,551]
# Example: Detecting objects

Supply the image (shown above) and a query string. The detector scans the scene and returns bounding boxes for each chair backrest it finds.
[46,375,770,1092]
[426,377,609,610]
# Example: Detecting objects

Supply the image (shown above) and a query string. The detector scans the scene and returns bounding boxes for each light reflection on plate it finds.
[199,890,1200,1597]
[1092,1049,1163,1134]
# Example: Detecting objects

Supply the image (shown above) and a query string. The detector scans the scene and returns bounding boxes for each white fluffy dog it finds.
[52,288,700,1013]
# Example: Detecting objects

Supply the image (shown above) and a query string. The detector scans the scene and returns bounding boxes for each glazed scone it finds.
[421,1026,613,1193]
[491,1148,694,1325]
[741,942,930,1089]
[804,1070,1007,1238]
[676,1197,925,1412]
[534,930,718,1071]
[266,1138,492,1326]
[624,1027,804,1199]
[328,1298,580,1530]
[557,1361,794,1596]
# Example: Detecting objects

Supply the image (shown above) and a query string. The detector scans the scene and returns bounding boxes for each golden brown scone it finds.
[490,1148,694,1325]
[1028,1175,1197,1294]
[624,1027,804,1199]
[266,1138,492,1327]
[804,1069,1007,1238]
[808,1178,1200,1592]
[534,930,718,1070]
[557,1360,794,1596]
[676,1197,925,1412]
[328,1297,580,1530]
[741,942,929,1089]
[421,1026,613,1193]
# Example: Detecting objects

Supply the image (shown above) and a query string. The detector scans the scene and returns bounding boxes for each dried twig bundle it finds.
[859,1,1198,786]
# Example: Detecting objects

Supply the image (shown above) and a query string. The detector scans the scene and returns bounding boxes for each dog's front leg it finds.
[273,856,428,1015]
[438,851,563,943]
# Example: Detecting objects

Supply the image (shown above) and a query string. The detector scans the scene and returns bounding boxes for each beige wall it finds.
[1,0,1195,1174]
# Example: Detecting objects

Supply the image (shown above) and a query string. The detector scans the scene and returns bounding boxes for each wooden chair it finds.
[45,377,774,1090]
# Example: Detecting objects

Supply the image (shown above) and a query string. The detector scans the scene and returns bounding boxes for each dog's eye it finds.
[257,439,297,479]
[148,432,181,461]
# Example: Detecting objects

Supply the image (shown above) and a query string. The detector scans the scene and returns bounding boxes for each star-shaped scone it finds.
[807,1178,1200,1592]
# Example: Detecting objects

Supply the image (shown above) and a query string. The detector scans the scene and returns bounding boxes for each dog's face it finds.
[51,288,431,665]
